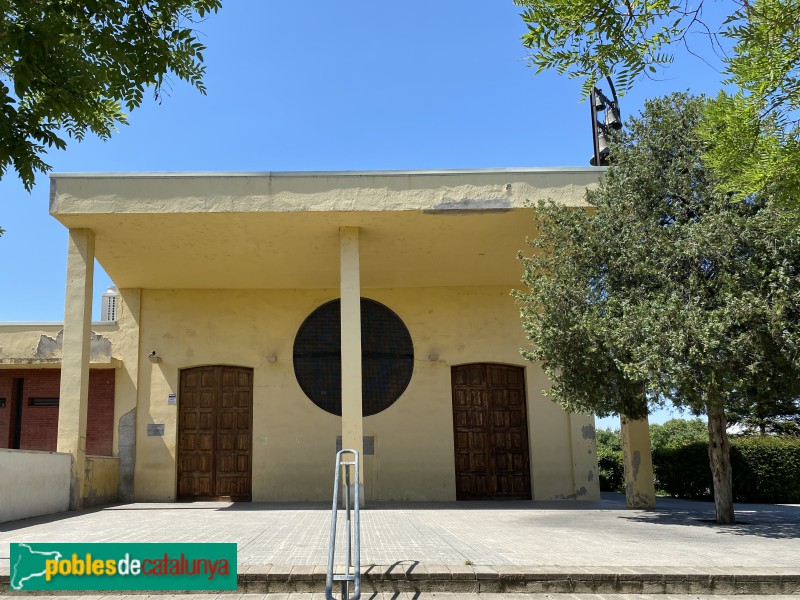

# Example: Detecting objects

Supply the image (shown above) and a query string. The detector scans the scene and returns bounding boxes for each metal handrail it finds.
[325,449,361,600]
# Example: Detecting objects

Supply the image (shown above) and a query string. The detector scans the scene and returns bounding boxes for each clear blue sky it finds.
[0,1,728,427]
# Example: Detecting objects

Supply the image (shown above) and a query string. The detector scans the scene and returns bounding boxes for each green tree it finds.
[515,0,800,208]
[595,428,624,491]
[727,396,800,436]
[0,0,220,190]
[517,93,800,523]
[649,418,708,453]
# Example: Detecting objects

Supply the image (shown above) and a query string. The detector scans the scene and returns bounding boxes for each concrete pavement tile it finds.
[382,564,407,580]
[425,593,458,600]
[493,565,528,580]
[405,563,427,580]
[620,571,664,581]
[265,568,292,582]
[2,494,800,578]
[446,565,474,580]
[423,565,452,580]
[471,566,498,580]
[310,566,328,581]
[288,567,314,582]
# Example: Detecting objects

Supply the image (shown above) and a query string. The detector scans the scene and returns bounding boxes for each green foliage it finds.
[0,0,221,190]
[699,92,800,208]
[596,427,622,452]
[517,0,683,97]
[654,437,800,502]
[596,420,708,492]
[732,436,800,501]
[597,445,624,492]
[727,395,800,436]
[517,92,800,521]
[515,0,800,211]
[595,428,624,491]
[649,418,708,453]
[653,442,713,498]
[517,92,800,420]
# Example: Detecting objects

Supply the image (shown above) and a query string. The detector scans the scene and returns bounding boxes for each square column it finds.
[340,227,364,495]
[57,228,95,510]
[569,413,601,500]
[621,414,656,508]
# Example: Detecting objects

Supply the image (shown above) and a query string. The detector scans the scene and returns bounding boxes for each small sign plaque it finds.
[147,424,165,437]
[167,394,177,405]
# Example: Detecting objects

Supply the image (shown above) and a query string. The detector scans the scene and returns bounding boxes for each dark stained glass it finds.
[293,298,414,416]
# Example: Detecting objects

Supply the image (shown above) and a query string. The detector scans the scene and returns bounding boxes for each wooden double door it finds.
[451,364,532,500]
[177,366,253,501]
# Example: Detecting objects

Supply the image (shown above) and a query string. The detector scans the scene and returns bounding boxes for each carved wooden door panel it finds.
[215,367,253,500]
[178,366,252,500]
[451,364,531,500]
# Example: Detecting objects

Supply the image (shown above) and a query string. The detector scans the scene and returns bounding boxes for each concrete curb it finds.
[3,566,800,595]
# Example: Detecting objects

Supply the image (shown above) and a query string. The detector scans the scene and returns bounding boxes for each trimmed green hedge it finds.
[597,446,624,492]
[653,436,800,503]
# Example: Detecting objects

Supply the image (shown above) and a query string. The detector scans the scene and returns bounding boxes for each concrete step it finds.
[3,566,800,595]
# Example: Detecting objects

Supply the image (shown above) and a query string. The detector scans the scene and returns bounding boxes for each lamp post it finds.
[590,76,622,166]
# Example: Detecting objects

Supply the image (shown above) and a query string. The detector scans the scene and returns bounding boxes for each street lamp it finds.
[590,76,622,166]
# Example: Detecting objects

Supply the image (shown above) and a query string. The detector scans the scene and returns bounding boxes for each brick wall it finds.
[0,369,115,456]
[86,369,114,456]
[20,369,61,451]
[0,375,13,447]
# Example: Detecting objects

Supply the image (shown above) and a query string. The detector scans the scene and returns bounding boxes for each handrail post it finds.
[326,449,361,600]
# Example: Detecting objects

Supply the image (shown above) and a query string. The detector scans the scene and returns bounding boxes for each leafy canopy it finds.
[649,418,708,452]
[516,0,800,206]
[0,0,221,190]
[516,93,800,419]
[516,92,800,521]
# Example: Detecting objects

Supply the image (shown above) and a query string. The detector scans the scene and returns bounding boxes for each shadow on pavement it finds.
[0,503,117,532]
[621,505,800,539]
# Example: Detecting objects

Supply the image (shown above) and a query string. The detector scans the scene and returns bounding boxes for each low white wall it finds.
[0,449,71,523]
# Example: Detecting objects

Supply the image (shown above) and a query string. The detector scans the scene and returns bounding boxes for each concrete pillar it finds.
[57,228,95,510]
[340,227,364,501]
[620,414,656,509]
[569,413,601,500]
[115,288,141,502]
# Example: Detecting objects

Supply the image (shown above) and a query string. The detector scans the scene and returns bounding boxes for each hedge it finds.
[597,446,624,492]
[653,436,800,503]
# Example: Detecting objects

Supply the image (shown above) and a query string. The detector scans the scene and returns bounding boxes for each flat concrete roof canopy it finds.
[49,168,600,289]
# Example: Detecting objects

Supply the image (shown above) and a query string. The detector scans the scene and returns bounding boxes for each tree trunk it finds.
[707,399,735,524]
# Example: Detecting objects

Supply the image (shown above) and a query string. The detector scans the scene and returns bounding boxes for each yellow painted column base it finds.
[621,414,656,509]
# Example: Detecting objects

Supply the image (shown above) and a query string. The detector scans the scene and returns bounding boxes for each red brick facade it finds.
[0,369,114,456]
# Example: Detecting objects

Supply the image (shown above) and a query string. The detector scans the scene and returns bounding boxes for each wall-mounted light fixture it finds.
[427,352,439,362]
[267,354,278,364]
[148,351,161,364]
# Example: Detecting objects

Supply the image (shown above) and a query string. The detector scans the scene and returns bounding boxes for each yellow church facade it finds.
[0,168,603,512]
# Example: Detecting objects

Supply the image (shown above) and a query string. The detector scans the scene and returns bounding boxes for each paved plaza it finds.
[2,494,799,574]
[2,595,800,600]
